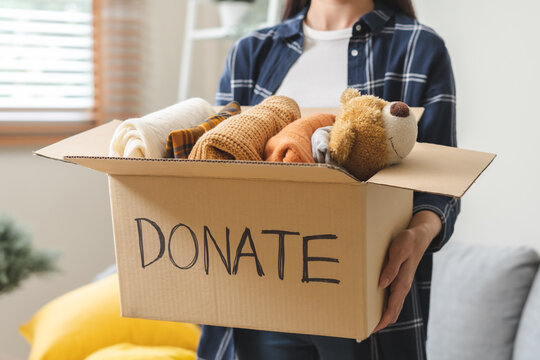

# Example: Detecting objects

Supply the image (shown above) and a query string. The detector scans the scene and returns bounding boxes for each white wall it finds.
[0,150,115,359]
[138,0,231,114]
[414,0,540,251]
[1,0,539,358]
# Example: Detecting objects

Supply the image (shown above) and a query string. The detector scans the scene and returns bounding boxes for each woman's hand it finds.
[372,210,442,333]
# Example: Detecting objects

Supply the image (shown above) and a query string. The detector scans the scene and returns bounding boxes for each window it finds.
[0,0,96,145]
[0,0,143,146]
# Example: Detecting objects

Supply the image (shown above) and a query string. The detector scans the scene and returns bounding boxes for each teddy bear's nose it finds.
[390,102,410,117]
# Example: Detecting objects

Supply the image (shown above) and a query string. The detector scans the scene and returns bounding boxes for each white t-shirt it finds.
[275,22,352,108]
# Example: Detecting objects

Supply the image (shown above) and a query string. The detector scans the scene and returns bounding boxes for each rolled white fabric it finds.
[109,97,216,158]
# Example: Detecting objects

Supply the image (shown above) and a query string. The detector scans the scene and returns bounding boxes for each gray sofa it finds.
[427,242,540,360]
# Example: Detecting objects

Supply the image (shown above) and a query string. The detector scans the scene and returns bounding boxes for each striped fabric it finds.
[199,2,460,360]
[165,101,240,159]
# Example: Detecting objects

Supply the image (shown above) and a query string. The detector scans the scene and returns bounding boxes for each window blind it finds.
[95,0,143,123]
[0,1,94,122]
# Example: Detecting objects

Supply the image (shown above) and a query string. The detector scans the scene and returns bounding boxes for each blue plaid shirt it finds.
[199,2,459,359]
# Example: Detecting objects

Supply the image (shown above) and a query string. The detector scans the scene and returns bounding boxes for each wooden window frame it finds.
[0,0,104,148]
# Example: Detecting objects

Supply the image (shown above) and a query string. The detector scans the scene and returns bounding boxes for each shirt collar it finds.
[359,1,395,35]
[274,6,308,39]
[275,1,394,39]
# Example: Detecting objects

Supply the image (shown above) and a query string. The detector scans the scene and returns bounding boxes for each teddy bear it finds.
[328,88,417,181]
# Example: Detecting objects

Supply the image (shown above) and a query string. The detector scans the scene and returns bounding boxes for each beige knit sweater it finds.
[189,96,301,161]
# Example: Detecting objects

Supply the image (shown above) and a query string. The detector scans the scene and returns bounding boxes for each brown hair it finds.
[282,0,416,21]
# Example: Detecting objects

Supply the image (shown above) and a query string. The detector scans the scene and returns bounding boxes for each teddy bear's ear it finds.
[340,88,361,106]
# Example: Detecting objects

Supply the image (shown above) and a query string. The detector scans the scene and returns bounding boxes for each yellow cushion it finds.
[20,274,200,360]
[85,343,196,360]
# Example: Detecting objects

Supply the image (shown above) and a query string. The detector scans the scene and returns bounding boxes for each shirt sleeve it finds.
[215,42,237,106]
[413,39,460,253]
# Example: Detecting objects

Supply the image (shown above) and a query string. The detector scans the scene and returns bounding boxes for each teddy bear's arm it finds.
[328,118,356,165]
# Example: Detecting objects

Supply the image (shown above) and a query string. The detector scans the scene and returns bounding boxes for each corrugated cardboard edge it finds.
[457,151,496,196]
[364,185,412,339]
[64,156,360,185]
[33,120,121,162]
[66,155,350,169]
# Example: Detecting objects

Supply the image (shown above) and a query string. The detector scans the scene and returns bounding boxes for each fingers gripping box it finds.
[35,107,494,341]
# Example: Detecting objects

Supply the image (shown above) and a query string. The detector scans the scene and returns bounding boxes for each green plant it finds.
[0,215,59,295]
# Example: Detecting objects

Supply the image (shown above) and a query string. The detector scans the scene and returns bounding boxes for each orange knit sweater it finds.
[264,113,335,163]
[189,96,300,161]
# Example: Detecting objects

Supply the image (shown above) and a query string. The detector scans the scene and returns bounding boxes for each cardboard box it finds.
[35,108,495,340]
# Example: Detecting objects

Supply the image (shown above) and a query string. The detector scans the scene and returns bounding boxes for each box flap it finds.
[367,142,496,198]
[66,157,359,184]
[34,120,120,162]
[411,107,424,122]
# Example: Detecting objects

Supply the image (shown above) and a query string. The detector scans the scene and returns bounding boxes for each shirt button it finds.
[355,24,361,31]
[351,49,359,57]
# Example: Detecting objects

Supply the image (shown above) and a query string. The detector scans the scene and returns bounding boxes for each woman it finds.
[199,0,459,359]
